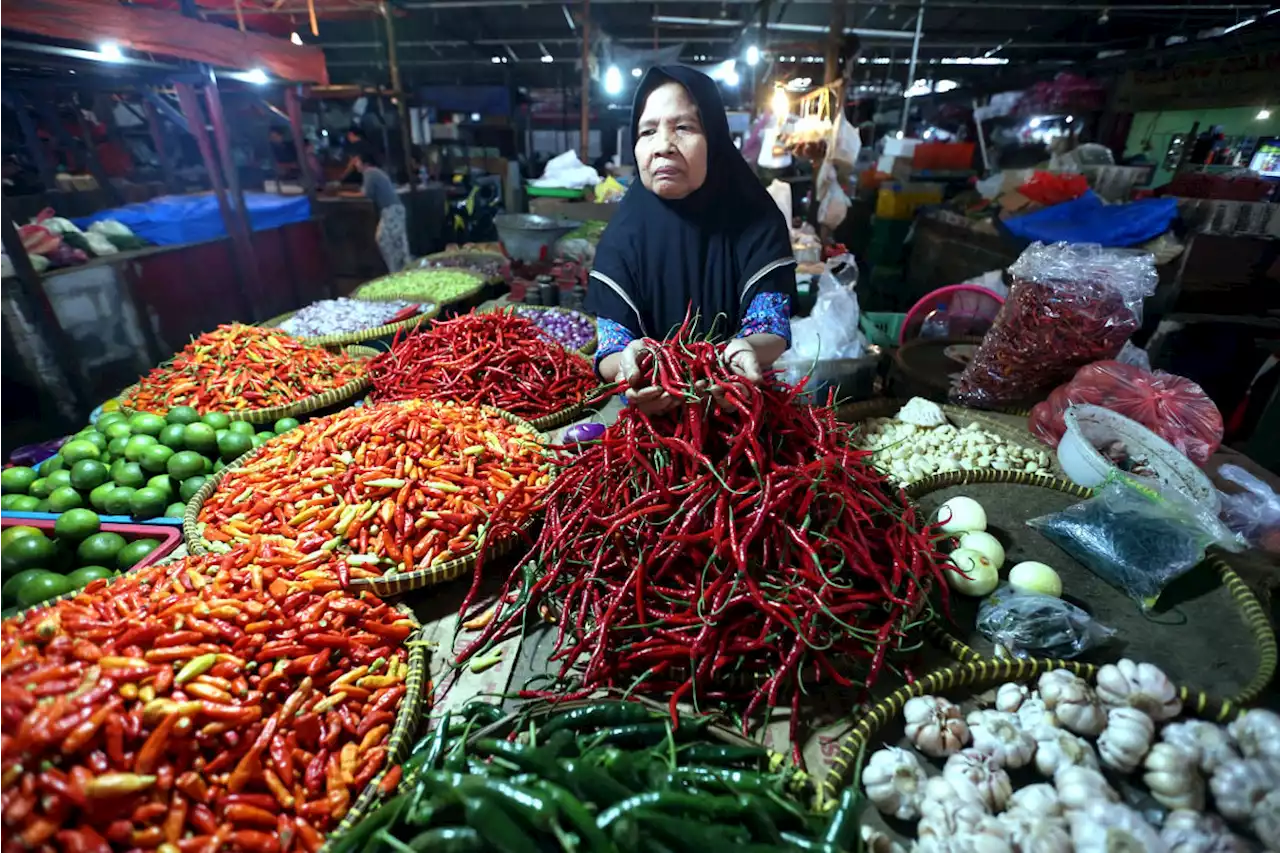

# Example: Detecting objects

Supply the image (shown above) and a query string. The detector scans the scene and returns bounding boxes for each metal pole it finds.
[285,86,318,204]
[579,0,591,163]
[383,3,417,186]
[972,97,990,174]
[203,78,265,319]
[899,0,924,134]
[824,0,847,86]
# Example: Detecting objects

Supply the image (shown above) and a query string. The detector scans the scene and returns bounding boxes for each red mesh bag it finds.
[1029,360,1223,464]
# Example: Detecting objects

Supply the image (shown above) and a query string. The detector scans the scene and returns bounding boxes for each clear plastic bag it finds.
[977,584,1116,659]
[952,242,1158,409]
[1028,360,1223,464]
[1028,476,1245,611]
[1218,464,1280,554]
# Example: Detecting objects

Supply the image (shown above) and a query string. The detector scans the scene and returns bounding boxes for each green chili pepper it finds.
[460,793,542,853]
[558,758,635,806]
[822,787,863,851]
[778,831,840,852]
[406,827,485,853]
[328,791,409,853]
[530,779,618,853]
[174,653,217,685]
[539,701,658,738]
[459,699,505,727]
[581,719,710,750]
[677,743,768,767]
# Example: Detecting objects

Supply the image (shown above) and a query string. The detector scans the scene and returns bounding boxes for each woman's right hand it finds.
[611,339,677,415]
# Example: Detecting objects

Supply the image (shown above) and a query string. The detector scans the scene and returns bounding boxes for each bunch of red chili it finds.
[457,320,949,765]
[366,310,597,420]
[0,544,416,853]
[197,400,549,578]
[123,324,365,415]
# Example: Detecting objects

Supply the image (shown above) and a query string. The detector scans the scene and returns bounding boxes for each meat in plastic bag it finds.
[951,242,1158,409]
[1218,464,1280,554]
[977,584,1115,659]
[1028,360,1223,464]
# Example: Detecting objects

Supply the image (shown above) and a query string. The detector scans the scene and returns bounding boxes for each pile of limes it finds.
[1,408,300,521]
[1,515,166,609]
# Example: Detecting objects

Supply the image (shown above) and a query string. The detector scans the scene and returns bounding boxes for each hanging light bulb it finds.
[604,66,624,96]
[771,86,789,120]
[746,45,760,66]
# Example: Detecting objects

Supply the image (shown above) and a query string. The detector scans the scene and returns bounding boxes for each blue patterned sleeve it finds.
[594,316,636,376]
[736,291,791,347]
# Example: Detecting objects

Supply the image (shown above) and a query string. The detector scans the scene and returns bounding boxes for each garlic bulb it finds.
[999,813,1071,853]
[919,777,991,839]
[1251,789,1280,853]
[1161,719,1240,775]
[1228,708,1280,761]
[862,825,908,853]
[864,747,929,820]
[968,710,1036,769]
[1098,706,1155,774]
[913,832,1013,853]
[1095,658,1182,721]
[1209,757,1280,821]
[1143,742,1205,810]
[944,749,1013,813]
[1054,766,1118,812]
[1161,809,1251,853]
[1014,697,1057,735]
[1034,727,1099,778]
[1068,801,1167,853]
[905,696,972,758]
[1037,670,1105,737]
[1004,783,1062,820]
[994,683,1029,714]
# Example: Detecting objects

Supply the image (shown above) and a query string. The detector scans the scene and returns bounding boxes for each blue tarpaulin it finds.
[1002,191,1178,248]
[73,192,312,247]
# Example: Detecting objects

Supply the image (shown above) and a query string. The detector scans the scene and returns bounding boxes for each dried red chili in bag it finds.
[952,242,1157,410]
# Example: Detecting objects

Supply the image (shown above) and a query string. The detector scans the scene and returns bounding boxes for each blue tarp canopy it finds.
[1003,191,1179,247]
[74,192,311,247]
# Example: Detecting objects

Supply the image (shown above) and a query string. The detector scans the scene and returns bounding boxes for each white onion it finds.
[946,548,999,596]
[937,496,987,534]
[277,298,428,338]
[959,531,1005,569]
[1009,561,1062,597]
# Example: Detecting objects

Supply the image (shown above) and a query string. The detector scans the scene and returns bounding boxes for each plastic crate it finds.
[860,312,907,348]
[911,142,975,171]
[875,183,944,220]
[865,217,913,266]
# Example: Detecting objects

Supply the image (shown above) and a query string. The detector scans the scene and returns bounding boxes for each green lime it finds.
[37,456,64,477]
[5,495,40,512]
[1,467,37,494]
[179,476,208,503]
[54,508,101,542]
[70,460,110,491]
[117,539,161,570]
[3,569,54,606]
[129,413,167,437]
[165,503,185,518]
[139,445,175,474]
[15,571,73,608]
[109,460,147,489]
[60,439,101,466]
[107,436,130,458]
[146,476,175,501]
[274,417,300,434]
[46,470,73,490]
[129,488,168,520]
[76,531,127,565]
[103,422,132,441]
[252,432,274,448]
[48,487,84,512]
[95,411,127,432]
[102,487,136,516]
[228,421,256,437]
[213,460,226,473]
[88,482,116,512]
[2,533,56,577]
[28,478,53,500]
[33,500,50,513]
[77,432,109,452]
[217,432,253,462]
[183,423,218,455]
[215,429,228,444]
[1,495,26,511]
[1,526,42,551]
[166,406,201,425]
[168,451,207,481]
[66,565,113,589]
[158,424,187,450]
[124,435,158,462]
[201,412,231,430]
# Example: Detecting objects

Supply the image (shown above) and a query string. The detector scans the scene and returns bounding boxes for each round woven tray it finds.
[353,269,488,307]
[904,469,1276,708]
[261,301,441,349]
[483,303,599,357]
[818,656,1244,809]
[118,345,378,425]
[838,397,1063,480]
[184,403,549,596]
[420,249,509,285]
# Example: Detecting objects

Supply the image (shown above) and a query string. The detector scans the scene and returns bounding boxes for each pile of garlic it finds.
[861,658,1280,852]
[853,398,1051,486]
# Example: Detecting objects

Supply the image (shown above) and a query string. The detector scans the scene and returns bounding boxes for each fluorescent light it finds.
[746,45,760,66]
[491,56,502,63]
[631,68,643,78]
[604,65,624,96]
[98,42,124,62]
[541,54,554,63]
[1259,109,1273,120]
[243,68,269,85]
[935,80,958,93]
[290,31,303,46]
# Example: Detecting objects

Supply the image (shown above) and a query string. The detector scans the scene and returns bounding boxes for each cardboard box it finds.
[882,137,921,158]
[528,197,619,223]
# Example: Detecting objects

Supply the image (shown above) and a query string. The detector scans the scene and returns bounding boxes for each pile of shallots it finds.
[860,659,1280,853]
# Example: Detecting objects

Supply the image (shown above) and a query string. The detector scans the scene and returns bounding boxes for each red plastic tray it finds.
[1,517,183,575]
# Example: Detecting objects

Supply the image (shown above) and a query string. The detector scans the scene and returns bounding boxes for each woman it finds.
[354,153,410,273]
[586,66,796,414]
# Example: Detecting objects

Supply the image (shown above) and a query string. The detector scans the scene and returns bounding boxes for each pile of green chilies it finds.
[336,700,861,853]
[457,319,949,764]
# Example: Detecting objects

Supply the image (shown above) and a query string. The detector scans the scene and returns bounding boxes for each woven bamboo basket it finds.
[904,469,1277,709]
[419,249,509,285]
[261,300,441,349]
[184,403,549,596]
[119,345,377,425]
[482,303,599,358]
[818,656,1247,810]
[353,269,488,308]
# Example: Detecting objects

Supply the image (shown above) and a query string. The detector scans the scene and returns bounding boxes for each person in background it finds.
[354,152,410,273]
[268,127,299,180]
[587,66,795,415]
[303,140,324,187]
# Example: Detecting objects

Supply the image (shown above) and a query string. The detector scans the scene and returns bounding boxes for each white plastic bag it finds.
[1218,464,1280,553]
[782,255,864,363]
[830,116,862,169]
[530,150,601,189]
[766,180,793,227]
[84,233,119,256]
[817,183,850,229]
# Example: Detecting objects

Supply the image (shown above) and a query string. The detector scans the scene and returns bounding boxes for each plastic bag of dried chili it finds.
[952,242,1157,410]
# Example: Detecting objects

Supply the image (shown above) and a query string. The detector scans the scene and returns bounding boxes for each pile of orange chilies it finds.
[122,323,366,414]
[197,400,549,578]
[0,544,416,853]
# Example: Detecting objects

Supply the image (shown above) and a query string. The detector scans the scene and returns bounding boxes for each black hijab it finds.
[586,66,795,343]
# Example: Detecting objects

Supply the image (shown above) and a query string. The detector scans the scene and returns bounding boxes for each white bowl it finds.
[1057,404,1219,511]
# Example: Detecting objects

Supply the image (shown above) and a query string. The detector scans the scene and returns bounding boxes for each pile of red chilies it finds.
[457,323,949,764]
[366,310,597,420]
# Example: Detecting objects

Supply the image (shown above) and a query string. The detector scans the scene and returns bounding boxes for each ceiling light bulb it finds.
[604,66,624,96]
[98,42,124,61]
[746,45,760,66]
[541,54,554,63]
[243,68,269,85]
[290,31,303,46]
[1029,117,1042,129]
[1258,108,1272,120]
[631,68,642,78]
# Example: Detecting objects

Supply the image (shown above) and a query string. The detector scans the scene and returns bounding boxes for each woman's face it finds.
[635,82,708,200]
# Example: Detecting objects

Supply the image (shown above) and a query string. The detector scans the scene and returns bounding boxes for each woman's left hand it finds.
[721,338,763,382]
